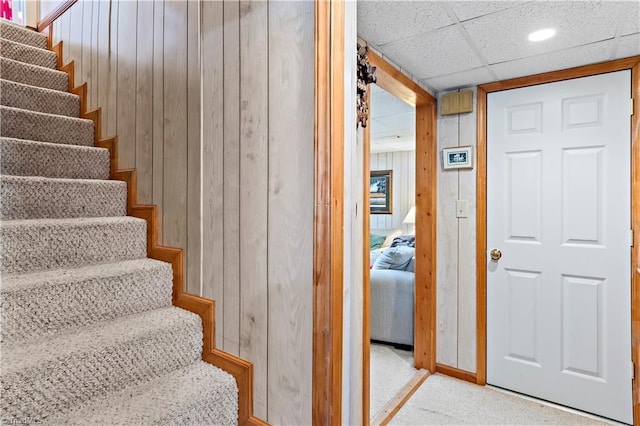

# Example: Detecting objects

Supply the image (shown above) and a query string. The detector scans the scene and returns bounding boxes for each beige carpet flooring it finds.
[370,343,417,418]
[390,373,621,425]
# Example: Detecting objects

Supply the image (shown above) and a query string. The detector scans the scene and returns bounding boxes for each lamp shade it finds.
[403,206,416,224]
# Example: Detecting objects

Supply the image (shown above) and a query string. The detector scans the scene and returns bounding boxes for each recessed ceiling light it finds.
[528,28,556,42]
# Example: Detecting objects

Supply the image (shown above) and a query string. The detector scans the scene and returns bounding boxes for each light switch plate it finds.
[456,200,468,218]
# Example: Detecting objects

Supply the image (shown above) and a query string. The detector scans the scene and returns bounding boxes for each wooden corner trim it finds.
[42,24,264,426]
[370,369,430,426]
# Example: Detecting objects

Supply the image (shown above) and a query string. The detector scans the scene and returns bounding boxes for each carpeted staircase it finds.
[0,20,239,425]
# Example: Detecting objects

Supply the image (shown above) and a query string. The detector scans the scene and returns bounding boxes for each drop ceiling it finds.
[361,0,640,153]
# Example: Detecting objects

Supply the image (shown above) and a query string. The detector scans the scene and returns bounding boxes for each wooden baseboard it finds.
[42,25,265,426]
[435,363,477,384]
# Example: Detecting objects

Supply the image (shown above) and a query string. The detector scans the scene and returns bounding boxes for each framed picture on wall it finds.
[442,146,474,170]
[370,170,393,214]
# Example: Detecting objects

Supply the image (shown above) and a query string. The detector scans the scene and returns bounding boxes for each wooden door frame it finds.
[363,50,438,423]
[476,56,640,425]
[313,0,345,424]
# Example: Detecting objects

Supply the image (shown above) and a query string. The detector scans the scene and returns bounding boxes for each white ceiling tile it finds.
[378,25,483,79]
[422,66,494,91]
[622,1,640,36]
[375,112,416,132]
[490,40,613,82]
[445,1,525,22]
[462,1,625,64]
[357,1,453,47]
[615,33,640,59]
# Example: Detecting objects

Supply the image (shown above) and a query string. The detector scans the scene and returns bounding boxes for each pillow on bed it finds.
[381,229,403,248]
[370,234,386,250]
[372,246,415,271]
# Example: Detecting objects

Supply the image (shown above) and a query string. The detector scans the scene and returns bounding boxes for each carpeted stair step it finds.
[0,106,94,146]
[0,175,127,220]
[1,79,80,117]
[0,137,110,179]
[0,216,147,274]
[1,307,204,422]
[1,259,173,345]
[0,57,68,91]
[0,20,48,49]
[0,37,57,69]
[50,361,239,425]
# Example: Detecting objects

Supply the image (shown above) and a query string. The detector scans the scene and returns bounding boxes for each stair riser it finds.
[0,138,110,180]
[0,57,68,92]
[1,316,203,422]
[1,79,80,117]
[1,38,57,68]
[0,22,48,49]
[0,177,127,220]
[0,219,147,274]
[0,106,94,147]
[1,263,173,344]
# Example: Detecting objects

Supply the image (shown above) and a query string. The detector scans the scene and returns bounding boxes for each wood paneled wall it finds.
[51,1,314,422]
[370,150,416,234]
[436,88,477,373]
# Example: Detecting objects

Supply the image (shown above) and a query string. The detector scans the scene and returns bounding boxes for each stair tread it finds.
[2,258,170,292]
[0,37,57,69]
[0,214,143,228]
[1,258,173,345]
[0,57,68,92]
[0,20,47,49]
[3,306,199,371]
[51,361,238,425]
[1,78,80,117]
[0,105,94,147]
[0,137,110,180]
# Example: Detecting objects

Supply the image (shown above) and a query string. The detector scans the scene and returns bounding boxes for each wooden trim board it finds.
[363,94,372,426]
[370,369,430,426]
[435,363,477,384]
[43,25,262,426]
[364,50,437,423]
[476,56,640,424]
[313,0,345,423]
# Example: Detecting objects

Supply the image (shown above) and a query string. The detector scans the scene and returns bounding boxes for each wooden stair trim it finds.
[43,27,262,426]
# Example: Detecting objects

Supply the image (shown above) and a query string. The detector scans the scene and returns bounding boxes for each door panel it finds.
[487,70,632,424]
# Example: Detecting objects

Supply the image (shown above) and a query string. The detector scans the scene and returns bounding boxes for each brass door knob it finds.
[490,249,502,261]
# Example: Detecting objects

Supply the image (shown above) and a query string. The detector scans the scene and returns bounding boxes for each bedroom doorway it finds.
[367,82,418,420]
[363,50,437,425]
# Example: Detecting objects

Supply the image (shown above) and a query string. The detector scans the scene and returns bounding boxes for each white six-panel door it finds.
[486,71,632,424]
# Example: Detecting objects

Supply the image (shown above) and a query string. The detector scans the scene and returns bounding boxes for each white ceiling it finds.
[358,1,640,93]
[370,84,416,153]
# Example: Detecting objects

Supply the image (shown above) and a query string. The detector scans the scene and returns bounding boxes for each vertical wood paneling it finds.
[162,1,188,287]
[222,0,242,356]
[152,0,164,240]
[68,1,82,83]
[239,1,269,418]
[201,0,224,343]
[89,0,99,111]
[116,1,137,170]
[45,2,317,420]
[96,0,109,131]
[267,2,314,423]
[80,0,92,92]
[105,0,118,137]
[186,0,202,296]
[457,89,478,373]
[135,0,154,204]
[437,114,459,366]
[369,150,415,234]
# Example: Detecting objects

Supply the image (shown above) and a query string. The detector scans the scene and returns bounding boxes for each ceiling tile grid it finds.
[358,1,640,93]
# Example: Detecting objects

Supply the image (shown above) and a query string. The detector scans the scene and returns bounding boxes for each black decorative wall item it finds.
[357,43,376,129]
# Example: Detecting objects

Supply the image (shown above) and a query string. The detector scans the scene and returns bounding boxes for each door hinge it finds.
[632,361,635,380]
[632,98,635,116]
[631,229,634,247]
